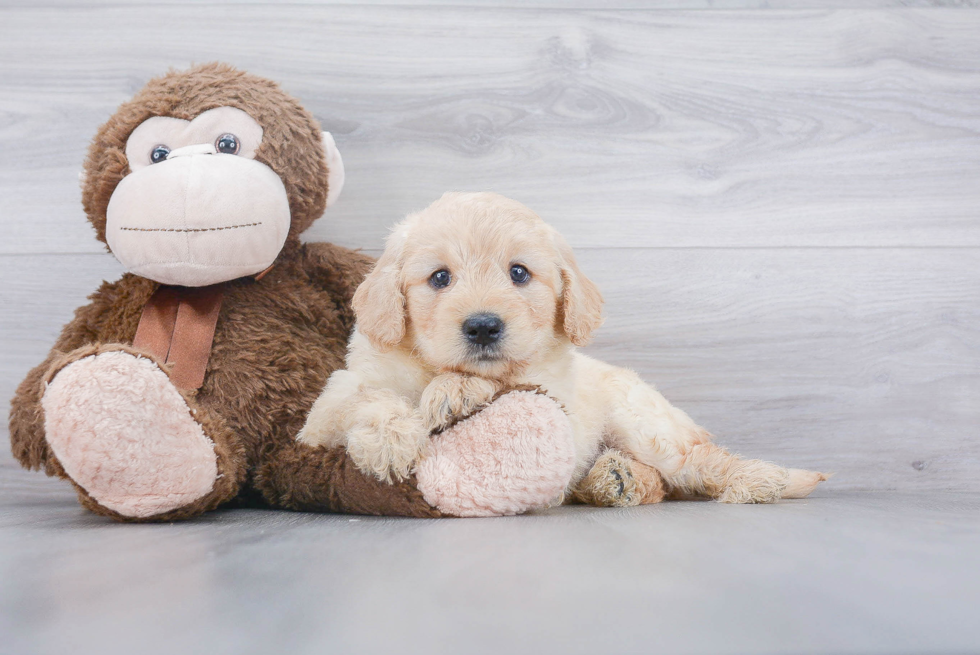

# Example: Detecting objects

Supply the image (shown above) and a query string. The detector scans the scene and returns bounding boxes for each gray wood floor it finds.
[1,3,978,653]
[2,480,979,655]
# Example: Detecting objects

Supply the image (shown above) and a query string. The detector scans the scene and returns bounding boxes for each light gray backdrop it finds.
[1,1,978,497]
[3,4,980,655]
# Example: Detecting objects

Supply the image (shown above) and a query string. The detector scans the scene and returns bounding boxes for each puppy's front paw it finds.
[419,373,499,432]
[345,402,429,483]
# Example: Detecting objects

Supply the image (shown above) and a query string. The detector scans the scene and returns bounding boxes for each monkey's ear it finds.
[352,229,406,352]
[552,228,604,346]
[322,131,345,208]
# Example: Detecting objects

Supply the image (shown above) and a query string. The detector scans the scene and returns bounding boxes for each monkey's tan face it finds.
[399,208,563,379]
[105,107,291,287]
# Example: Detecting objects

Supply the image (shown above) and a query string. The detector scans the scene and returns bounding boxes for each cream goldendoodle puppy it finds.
[298,192,826,505]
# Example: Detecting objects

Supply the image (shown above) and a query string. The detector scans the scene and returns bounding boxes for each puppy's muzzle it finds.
[462,313,504,348]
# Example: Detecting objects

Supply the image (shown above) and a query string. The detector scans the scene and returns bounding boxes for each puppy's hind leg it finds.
[669,444,829,504]
[639,439,830,503]
[668,443,782,503]
[599,365,827,503]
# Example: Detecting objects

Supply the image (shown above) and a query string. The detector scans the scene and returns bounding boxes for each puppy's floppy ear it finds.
[552,229,604,346]
[352,229,406,351]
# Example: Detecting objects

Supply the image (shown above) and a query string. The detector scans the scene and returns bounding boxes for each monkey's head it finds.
[82,63,344,287]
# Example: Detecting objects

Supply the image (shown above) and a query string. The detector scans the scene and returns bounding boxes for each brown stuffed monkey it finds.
[8,63,594,521]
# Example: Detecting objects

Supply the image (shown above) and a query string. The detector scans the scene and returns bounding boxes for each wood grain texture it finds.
[1,4,977,494]
[583,248,980,492]
[4,1,980,7]
[1,7,980,254]
[2,249,977,492]
[1,489,978,655]
[1,5,978,653]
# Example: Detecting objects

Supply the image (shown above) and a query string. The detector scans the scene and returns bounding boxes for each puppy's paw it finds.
[419,373,499,432]
[573,449,641,508]
[345,402,430,483]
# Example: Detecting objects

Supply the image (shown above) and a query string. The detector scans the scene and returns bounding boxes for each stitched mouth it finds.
[119,222,262,233]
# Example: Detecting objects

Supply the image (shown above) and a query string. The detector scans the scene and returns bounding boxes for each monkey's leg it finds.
[258,389,576,518]
[40,344,246,521]
[252,439,443,518]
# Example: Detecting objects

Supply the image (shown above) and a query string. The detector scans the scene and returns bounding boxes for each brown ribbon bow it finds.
[132,284,224,391]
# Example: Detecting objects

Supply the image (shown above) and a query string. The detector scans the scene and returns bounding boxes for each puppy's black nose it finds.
[462,313,504,346]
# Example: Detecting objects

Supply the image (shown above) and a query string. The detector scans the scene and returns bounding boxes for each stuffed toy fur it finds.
[7,63,580,521]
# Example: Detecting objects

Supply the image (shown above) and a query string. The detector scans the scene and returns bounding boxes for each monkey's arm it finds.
[300,241,375,334]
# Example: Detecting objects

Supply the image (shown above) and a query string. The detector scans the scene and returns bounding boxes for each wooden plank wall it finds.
[1,2,977,493]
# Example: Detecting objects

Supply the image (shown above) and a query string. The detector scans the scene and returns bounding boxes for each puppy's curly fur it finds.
[299,192,827,503]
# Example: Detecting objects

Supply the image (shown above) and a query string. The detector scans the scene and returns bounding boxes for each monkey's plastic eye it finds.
[215,133,240,155]
[429,269,451,289]
[510,264,530,285]
[150,145,170,164]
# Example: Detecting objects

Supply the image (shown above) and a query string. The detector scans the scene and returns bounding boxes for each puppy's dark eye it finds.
[429,269,451,289]
[150,145,170,164]
[215,133,240,155]
[510,264,530,285]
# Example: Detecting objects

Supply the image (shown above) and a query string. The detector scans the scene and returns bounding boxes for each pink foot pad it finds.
[415,391,576,517]
[42,351,218,518]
